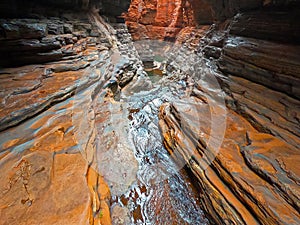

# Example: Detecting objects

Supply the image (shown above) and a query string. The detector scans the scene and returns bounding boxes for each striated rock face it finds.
[219,9,300,100]
[160,99,300,224]
[217,7,300,148]
[0,2,144,224]
[219,35,300,97]
[158,2,300,225]
[0,11,112,225]
[0,12,112,128]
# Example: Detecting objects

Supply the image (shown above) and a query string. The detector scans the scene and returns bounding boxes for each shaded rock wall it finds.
[0,0,132,67]
[0,16,102,67]
[217,7,300,101]
[0,0,90,18]
[100,0,131,18]
[202,0,262,21]
[0,0,131,18]
[194,0,299,21]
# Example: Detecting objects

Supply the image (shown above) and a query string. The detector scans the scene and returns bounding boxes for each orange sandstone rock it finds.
[125,0,198,40]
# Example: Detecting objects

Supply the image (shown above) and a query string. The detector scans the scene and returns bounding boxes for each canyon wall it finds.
[157,0,300,224]
[0,1,142,224]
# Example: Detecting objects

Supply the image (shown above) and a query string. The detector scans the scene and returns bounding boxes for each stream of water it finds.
[81,18,211,224]
[109,69,210,224]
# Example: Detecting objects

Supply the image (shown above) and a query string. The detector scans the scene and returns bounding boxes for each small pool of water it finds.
[145,69,164,83]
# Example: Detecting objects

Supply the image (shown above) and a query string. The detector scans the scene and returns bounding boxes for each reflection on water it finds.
[145,69,163,83]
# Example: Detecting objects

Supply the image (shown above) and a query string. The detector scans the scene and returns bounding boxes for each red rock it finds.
[125,0,198,40]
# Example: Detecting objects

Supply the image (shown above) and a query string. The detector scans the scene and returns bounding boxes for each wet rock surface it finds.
[111,76,209,224]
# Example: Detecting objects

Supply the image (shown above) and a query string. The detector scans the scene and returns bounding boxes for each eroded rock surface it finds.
[160,100,300,224]
[158,3,300,225]
[0,4,140,225]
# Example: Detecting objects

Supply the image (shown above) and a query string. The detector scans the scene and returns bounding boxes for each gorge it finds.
[0,0,299,225]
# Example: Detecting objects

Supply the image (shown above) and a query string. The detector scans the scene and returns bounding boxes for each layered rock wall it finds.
[0,1,143,224]
[217,7,300,145]
[219,9,300,100]
[158,1,300,225]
